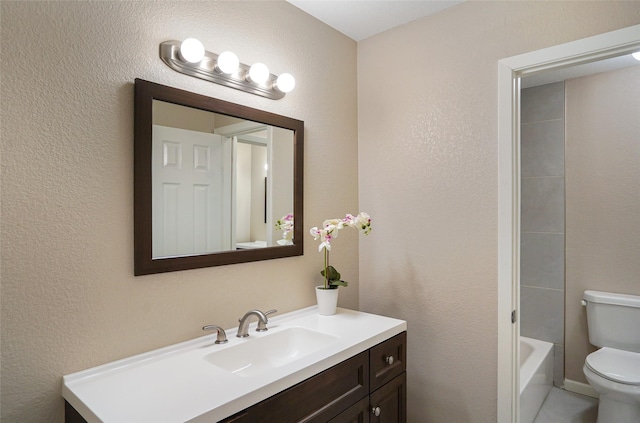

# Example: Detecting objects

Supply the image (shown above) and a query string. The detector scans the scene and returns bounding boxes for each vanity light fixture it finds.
[275,73,296,93]
[248,62,270,84]
[632,51,640,61]
[216,51,240,74]
[179,38,205,63]
[159,39,295,100]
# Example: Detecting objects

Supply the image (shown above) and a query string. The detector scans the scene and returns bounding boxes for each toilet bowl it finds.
[582,290,640,423]
[583,348,640,422]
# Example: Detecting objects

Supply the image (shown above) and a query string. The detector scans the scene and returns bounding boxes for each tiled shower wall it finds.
[520,81,565,388]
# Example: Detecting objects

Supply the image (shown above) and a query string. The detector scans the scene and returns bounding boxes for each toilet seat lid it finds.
[586,348,640,385]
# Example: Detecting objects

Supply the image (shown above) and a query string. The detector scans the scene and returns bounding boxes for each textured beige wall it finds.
[3,1,640,422]
[357,2,640,422]
[564,65,640,384]
[0,2,357,422]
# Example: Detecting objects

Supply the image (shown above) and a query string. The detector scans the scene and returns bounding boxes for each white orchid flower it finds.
[310,227,324,241]
[355,212,372,234]
[276,213,295,240]
[342,214,356,227]
[310,212,372,289]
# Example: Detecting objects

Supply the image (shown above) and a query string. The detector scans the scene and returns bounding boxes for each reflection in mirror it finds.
[151,100,294,258]
[134,79,303,275]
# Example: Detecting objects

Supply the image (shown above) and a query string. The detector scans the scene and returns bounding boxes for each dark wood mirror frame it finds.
[134,79,303,275]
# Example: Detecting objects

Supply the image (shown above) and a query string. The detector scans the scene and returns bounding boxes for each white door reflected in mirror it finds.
[151,100,294,259]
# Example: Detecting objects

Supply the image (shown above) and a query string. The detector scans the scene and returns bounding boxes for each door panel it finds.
[152,125,230,257]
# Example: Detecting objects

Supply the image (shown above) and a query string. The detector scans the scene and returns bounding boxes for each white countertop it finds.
[63,306,407,423]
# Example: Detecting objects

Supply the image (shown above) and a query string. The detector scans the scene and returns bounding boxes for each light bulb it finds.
[275,73,296,93]
[632,52,640,62]
[216,51,239,74]
[248,63,270,84]
[179,38,205,63]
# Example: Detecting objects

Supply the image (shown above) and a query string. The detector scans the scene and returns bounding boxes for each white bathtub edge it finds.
[520,337,554,423]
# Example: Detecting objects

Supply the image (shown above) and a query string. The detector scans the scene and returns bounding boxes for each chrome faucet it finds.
[202,325,228,344]
[237,309,277,337]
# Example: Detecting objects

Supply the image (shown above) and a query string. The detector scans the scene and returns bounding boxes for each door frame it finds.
[497,24,640,423]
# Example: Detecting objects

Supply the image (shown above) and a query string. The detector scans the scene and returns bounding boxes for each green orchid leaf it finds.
[329,280,348,288]
[320,265,341,281]
[326,265,341,281]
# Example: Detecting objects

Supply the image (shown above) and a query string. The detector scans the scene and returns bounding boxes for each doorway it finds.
[497,24,640,423]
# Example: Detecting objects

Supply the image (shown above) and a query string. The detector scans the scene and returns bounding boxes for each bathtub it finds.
[520,336,554,423]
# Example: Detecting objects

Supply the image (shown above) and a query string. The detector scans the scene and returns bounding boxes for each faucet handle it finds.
[202,325,228,344]
[256,309,277,332]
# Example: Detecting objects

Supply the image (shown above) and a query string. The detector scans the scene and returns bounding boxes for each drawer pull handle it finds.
[385,355,394,365]
[371,406,381,416]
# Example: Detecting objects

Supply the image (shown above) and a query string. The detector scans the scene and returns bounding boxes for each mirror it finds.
[134,79,303,275]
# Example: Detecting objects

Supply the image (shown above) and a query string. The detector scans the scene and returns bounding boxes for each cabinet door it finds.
[369,373,406,423]
[220,351,369,423]
[370,332,406,392]
[329,397,370,423]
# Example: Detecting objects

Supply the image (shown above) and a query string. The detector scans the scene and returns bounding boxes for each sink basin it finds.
[204,327,338,377]
[63,307,407,423]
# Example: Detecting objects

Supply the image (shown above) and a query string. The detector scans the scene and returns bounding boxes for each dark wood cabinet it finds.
[66,332,407,423]
[329,397,370,423]
[221,331,407,423]
[370,331,406,392]
[333,372,406,423]
[220,351,369,423]
[369,372,406,423]
[64,401,88,423]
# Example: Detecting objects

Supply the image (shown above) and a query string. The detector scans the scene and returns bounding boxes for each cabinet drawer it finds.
[328,397,370,423]
[370,373,406,423]
[221,351,369,423]
[369,332,406,392]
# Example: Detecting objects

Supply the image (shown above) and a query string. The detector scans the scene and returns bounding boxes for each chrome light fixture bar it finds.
[159,40,295,100]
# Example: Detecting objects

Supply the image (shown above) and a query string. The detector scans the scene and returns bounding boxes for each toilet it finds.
[582,290,640,423]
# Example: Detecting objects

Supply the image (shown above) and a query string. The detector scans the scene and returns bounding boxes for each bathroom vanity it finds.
[63,307,407,422]
[219,331,406,422]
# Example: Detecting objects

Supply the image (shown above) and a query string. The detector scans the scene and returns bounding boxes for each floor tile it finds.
[534,388,598,423]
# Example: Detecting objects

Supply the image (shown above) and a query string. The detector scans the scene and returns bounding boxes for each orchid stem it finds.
[324,248,329,289]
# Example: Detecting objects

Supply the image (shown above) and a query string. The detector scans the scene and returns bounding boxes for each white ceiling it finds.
[286,0,463,41]
[287,1,640,86]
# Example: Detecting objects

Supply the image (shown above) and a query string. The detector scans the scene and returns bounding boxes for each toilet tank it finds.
[583,290,640,352]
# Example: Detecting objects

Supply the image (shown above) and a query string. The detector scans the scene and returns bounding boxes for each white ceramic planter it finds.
[315,286,339,315]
